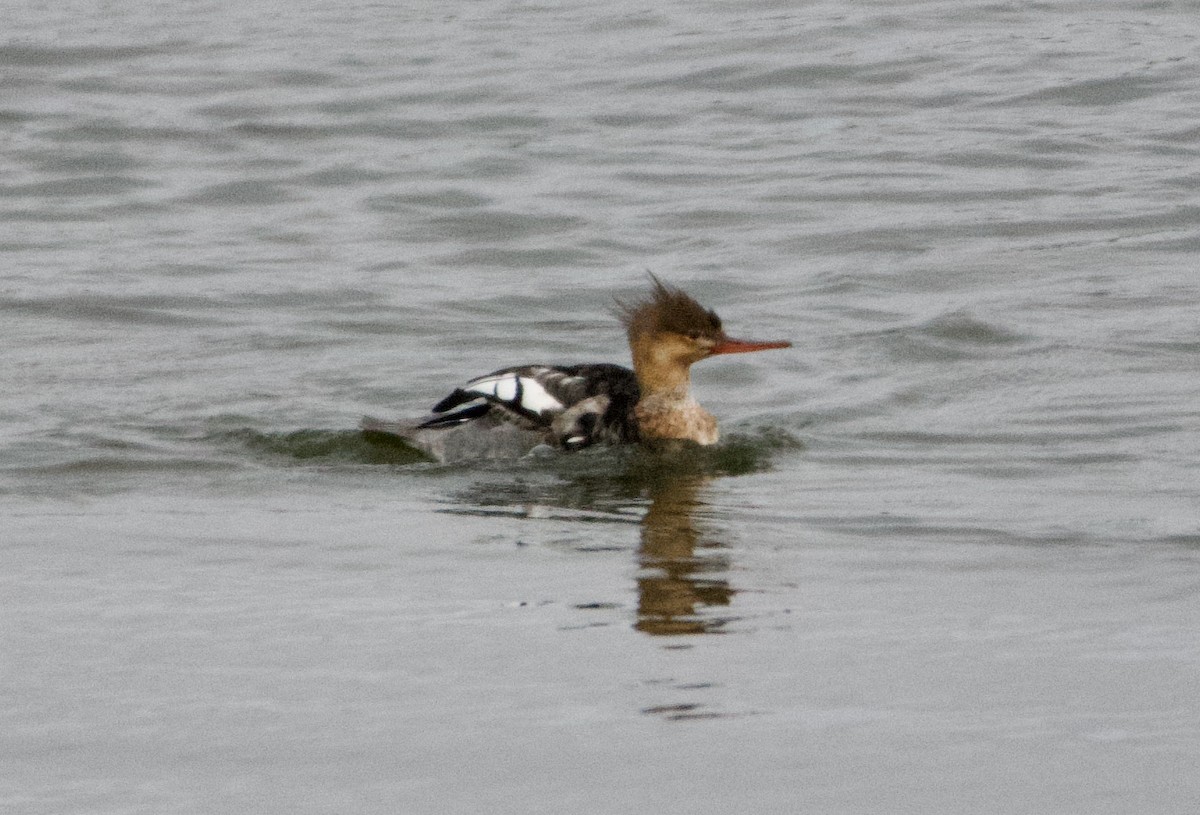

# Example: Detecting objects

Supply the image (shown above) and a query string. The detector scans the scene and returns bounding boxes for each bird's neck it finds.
[629,337,719,444]
[630,336,693,398]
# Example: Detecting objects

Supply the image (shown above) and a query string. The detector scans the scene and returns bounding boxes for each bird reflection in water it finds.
[635,473,733,636]
[427,446,756,636]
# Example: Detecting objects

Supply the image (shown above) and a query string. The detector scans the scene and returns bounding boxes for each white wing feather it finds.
[464,372,566,416]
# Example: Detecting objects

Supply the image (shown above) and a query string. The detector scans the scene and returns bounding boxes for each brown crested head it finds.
[617,274,724,346]
[617,275,791,379]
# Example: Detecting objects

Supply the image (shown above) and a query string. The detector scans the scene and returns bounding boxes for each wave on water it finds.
[873,311,1029,363]
[3,424,803,502]
[209,427,431,466]
[211,424,804,477]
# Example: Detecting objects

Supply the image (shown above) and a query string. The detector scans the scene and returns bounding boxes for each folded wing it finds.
[418,363,640,449]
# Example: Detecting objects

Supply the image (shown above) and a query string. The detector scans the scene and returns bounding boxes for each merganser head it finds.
[618,275,790,366]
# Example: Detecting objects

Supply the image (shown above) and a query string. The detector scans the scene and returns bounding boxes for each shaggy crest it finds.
[617,274,723,342]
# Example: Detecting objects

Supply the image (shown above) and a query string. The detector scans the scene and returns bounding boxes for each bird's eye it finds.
[686,330,701,340]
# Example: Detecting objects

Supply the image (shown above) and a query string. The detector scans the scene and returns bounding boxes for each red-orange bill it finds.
[710,337,792,356]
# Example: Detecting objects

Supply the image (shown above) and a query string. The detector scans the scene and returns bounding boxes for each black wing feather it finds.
[416,401,491,429]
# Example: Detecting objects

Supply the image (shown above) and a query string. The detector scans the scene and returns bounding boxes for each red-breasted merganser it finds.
[362,276,789,459]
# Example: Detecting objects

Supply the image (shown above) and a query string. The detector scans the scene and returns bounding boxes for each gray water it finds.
[4,1,1200,812]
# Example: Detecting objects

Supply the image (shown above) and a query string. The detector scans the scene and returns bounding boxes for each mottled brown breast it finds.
[633,395,719,445]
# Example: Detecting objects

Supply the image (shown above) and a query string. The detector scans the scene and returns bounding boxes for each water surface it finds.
[3,1,1200,813]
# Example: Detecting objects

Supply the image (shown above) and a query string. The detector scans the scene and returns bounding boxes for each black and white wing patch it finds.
[418,366,587,429]
[416,363,640,449]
